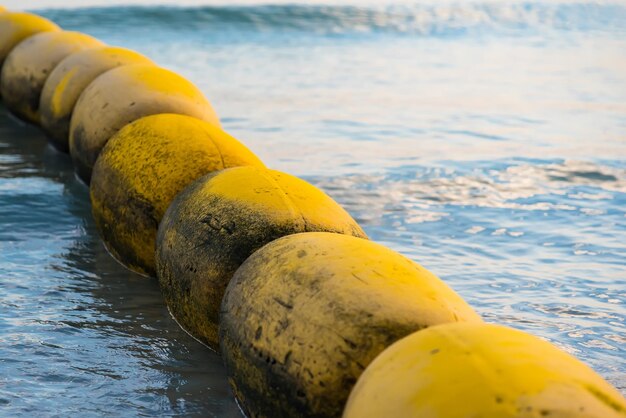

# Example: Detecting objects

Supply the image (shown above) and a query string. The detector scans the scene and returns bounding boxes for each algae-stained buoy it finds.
[156,167,367,349]
[0,30,103,124]
[344,322,626,418]
[68,64,220,183]
[40,46,152,152]
[219,232,482,418]
[0,12,59,70]
[90,114,265,277]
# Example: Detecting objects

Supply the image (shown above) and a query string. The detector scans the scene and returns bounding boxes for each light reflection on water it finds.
[0,111,240,416]
[0,1,625,415]
[312,160,625,386]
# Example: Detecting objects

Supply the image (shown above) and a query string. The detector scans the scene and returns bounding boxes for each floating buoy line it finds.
[0,8,624,418]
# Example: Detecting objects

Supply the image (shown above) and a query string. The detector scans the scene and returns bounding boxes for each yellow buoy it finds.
[90,113,265,277]
[156,168,368,349]
[40,46,152,152]
[68,64,220,183]
[0,30,103,124]
[0,12,60,70]
[344,322,626,418]
[219,232,482,418]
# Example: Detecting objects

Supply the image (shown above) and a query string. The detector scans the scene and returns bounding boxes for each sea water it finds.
[0,1,624,415]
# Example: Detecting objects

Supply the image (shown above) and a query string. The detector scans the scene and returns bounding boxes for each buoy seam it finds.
[258,170,307,232]
[201,121,226,170]
[584,384,625,413]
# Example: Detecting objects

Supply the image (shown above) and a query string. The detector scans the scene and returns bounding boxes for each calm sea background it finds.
[0,0,625,416]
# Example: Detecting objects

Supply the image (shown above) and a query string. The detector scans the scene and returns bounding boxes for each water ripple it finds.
[311,158,626,387]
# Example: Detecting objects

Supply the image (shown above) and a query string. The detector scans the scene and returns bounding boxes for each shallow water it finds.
[1,1,625,415]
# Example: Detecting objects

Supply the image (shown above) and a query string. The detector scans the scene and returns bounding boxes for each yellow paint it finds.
[68,63,220,183]
[0,30,103,124]
[39,46,152,152]
[344,322,626,418]
[156,168,368,350]
[50,67,78,114]
[90,113,265,277]
[0,12,60,70]
[219,232,481,418]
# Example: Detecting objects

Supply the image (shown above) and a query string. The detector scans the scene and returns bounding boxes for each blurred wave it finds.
[39,2,626,37]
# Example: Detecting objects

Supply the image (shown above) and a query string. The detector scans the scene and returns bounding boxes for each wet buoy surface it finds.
[40,46,152,151]
[90,113,265,276]
[0,12,60,70]
[0,30,103,123]
[344,322,626,418]
[156,167,368,349]
[69,64,220,183]
[220,232,482,418]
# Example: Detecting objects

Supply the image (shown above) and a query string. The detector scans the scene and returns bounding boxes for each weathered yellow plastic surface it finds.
[90,113,265,277]
[344,322,626,418]
[0,12,60,70]
[0,30,103,123]
[219,232,482,418]
[40,46,152,151]
[156,167,368,349]
[69,63,220,183]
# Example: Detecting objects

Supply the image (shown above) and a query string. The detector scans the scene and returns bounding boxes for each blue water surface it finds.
[1,1,625,415]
